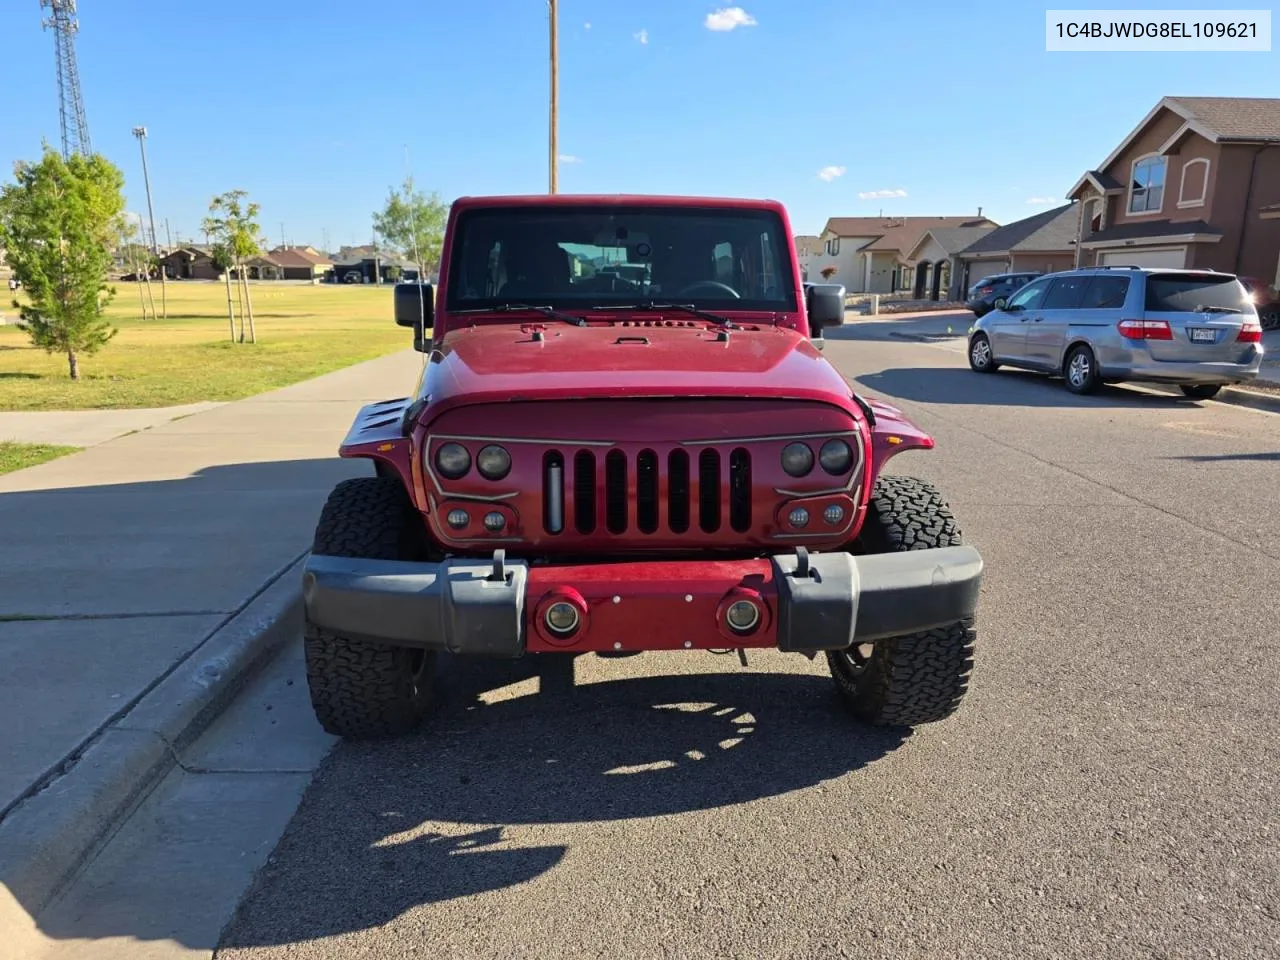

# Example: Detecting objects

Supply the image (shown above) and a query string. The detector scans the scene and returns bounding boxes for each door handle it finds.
[1032,317,1043,322]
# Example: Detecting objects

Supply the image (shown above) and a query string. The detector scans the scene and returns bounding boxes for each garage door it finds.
[964,260,1008,288]
[1099,247,1186,269]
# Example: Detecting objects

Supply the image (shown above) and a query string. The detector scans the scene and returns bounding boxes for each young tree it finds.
[372,176,447,281]
[0,146,127,379]
[820,266,838,281]
[204,190,262,343]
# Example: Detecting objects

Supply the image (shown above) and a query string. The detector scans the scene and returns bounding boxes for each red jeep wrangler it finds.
[301,195,984,739]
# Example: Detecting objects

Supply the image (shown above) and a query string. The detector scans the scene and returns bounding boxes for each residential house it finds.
[806,215,1000,295]
[158,244,222,280]
[1066,96,1280,282]
[264,246,335,281]
[793,235,823,282]
[954,203,1081,296]
[332,250,419,284]
[903,224,1000,300]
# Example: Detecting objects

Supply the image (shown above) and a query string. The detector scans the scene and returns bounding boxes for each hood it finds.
[421,322,854,414]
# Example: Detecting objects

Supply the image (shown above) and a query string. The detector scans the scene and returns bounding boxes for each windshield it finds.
[444,205,798,312]
[1144,274,1251,313]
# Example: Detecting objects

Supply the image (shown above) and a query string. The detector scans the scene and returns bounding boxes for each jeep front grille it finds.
[544,446,753,537]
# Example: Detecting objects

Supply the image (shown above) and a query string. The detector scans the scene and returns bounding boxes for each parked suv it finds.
[300,194,985,741]
[966,266,1264,398]
[966,272,1041,317]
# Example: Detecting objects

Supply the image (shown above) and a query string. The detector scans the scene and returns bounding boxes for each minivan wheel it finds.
[1063,344,1101,394]
[968,333,999,373]
[1180,384,1222,400]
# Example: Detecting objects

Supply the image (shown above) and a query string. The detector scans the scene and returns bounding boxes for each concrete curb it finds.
[0,556,305,940]
[1218,384,1280,414]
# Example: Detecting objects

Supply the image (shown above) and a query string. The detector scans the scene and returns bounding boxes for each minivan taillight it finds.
[1117,319,1173,341]
[1237,320,1262,343]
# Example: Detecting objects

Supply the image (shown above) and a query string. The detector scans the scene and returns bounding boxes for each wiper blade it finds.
[453,303,587,327]
[1193,305,1238,314]
[594,301,736,329]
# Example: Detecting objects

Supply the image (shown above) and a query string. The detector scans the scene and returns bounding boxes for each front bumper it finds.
[301,546,983,658]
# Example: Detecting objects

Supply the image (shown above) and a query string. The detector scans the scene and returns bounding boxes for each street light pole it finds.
[132,126,167,318]
[549,0,558,194]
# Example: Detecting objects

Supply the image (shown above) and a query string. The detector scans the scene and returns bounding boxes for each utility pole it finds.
[549,0,558,194]
[280,222,286,249]
[132,126,167,317]
[165,218,173,251]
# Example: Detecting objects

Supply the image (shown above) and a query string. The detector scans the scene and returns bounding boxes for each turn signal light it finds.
[1237,320,1263,344]
[1117,319,1173,341]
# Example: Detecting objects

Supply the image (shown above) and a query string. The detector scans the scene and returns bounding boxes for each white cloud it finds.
[558,154,582,164]
[705,7,757,31]
[858,188,908,200]
[634,28,648,44]
[817,165,846,182]
[584,21,591,30]
[1026,196,1056,204]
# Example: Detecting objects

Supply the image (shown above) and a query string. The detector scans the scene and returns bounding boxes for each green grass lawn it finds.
[0,441,80,475]
[0,281,418,411]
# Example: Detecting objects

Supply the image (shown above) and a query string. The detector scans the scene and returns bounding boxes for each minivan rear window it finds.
[1144,274,1249,313]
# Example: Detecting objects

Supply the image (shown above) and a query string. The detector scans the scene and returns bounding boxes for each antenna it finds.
[41,0,91,158]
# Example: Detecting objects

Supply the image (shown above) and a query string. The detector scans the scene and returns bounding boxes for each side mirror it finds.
[805,282,846,337]
[394,281,434,352]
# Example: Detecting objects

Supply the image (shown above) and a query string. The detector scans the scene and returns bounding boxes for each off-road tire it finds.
[968,332,1000,373]
[1180,384,1222,400]
[304,477,436,740]
[827,475,977,727]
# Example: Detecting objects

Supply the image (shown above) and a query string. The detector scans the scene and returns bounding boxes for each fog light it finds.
[823,504,845,525]
[446,508,469,529]
[483,511,506,532]
[788,507,810,528]
[544,601,581,636]
[725,599,761,633]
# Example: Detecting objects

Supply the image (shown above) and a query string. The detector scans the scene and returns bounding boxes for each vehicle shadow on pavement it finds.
[216,654,907,947]
[854,367,1194,408]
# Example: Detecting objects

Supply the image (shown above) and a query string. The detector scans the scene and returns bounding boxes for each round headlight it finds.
[446,508,470,530]
[725,599,761,633]
[435,442,471,479]
[476,444,511,481]
[788,507,810,528]
[544,601,581,636]
[819,439,853,475]
[781,442,814,477]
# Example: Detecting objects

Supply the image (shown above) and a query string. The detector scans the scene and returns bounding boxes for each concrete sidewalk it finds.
[0,403,225,447]
[0,348,425,942]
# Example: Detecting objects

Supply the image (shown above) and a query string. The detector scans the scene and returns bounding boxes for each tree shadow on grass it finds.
[215,655,908,947]
[0,372,41,380]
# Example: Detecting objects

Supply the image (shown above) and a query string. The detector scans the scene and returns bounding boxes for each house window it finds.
[1178,158,1209,208]
[1128,155,1167,214]
[826,237,840,256]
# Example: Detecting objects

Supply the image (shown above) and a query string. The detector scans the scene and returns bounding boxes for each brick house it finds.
[158,244,222,280]
[1066,96,1280,283]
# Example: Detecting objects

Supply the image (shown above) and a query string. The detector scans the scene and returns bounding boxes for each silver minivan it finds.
[966,267,1265,398]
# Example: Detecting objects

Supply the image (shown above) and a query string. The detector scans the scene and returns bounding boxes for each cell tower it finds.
[41,0,92,158]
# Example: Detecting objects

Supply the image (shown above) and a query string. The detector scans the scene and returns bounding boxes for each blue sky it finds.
[2,1,1276,246]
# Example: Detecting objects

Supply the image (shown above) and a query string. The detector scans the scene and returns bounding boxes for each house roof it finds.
[268,248,334,268]
[958,203,1080,258]
[1070,96,1280,198]
[906,225,998,261]
[1079,219,1223,245]
[821,216,995,248]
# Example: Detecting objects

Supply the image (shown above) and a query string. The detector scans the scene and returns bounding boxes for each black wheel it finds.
[1063,343,1101,394]
[1259,302,1280,331]
[826,475,977,727]
[968,332,1000,373]
[304,477,436,740]
[1180,383,1222,400]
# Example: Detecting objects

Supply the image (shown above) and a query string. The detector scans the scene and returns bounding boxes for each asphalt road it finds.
[215,323,1280,960]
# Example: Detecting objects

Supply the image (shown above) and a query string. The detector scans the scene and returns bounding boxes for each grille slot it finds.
[667,450,690,533]
[636,449,659,534]
[543,451,565,534]
[729,447,752,533]
[604,450,628,534]
[698,449,721,533]
[573,450,596,534]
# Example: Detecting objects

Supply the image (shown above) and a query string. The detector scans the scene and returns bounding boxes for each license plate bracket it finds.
[1189,327,1217,343]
